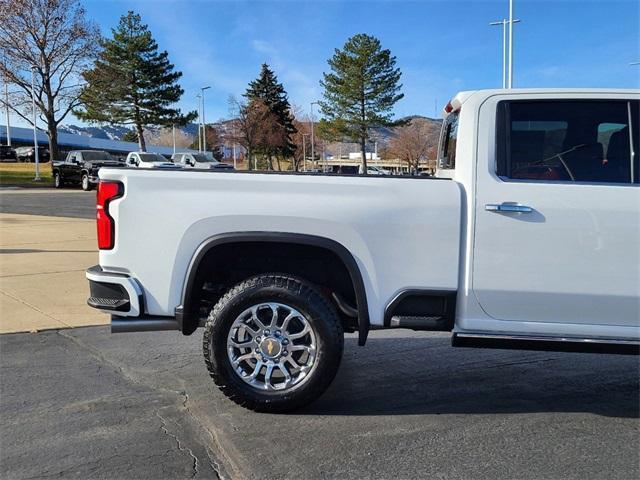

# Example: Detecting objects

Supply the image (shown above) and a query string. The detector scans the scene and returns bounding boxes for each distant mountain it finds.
[58,124,132,141]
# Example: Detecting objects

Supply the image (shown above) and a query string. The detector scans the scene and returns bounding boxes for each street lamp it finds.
[508,0,515,88]
[310,101,319,167]
[30,66,40,181]
[201,86,211,153]
[302,133,310,171]
[490,17,520,88]
[195,93,201,152]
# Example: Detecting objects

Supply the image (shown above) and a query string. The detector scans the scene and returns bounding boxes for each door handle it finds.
[485,203,533,213]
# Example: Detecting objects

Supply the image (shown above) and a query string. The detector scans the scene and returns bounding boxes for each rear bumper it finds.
[86,265,143,316]
[86,265,180,333]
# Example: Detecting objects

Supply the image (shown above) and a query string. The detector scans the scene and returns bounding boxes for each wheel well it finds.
[181,237,368,340]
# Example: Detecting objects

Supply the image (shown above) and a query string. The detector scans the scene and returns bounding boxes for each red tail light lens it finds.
[96,181,123,250]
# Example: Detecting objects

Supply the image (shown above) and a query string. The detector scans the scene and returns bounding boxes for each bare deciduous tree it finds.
[154,127,193,149]
[229,96,284,171]
[0,0,100,161]
[389,120,437,173]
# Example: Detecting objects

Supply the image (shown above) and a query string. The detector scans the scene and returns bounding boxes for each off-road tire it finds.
[203,274,344,413]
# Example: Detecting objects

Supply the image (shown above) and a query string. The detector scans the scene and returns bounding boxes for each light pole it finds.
[172,124,176,154]
[310,101,319,168]
[302,133,309,171]
[201,86,211,153]
[508,0,515,88]
[30,66,40,181]
[196,93,202,152]
[490,17,520,88]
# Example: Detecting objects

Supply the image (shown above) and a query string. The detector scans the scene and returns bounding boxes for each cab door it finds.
[472,96,639,329]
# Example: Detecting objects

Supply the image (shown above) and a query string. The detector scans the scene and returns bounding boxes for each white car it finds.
[86,88,639,412]
[172,152,234,170]
[125,151,181,169]
[361,165,391,175]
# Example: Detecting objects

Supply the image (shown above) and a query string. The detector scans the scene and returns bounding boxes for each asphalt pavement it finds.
[0,188,95,219]
[1,327,638,480]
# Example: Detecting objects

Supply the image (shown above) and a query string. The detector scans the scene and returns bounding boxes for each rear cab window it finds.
[438,110,459,170]
[496,100,639,184]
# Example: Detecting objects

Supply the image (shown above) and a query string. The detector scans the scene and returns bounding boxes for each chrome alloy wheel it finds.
[226,302,317,391]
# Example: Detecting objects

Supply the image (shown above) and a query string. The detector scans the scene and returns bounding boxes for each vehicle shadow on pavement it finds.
[303,335,640,419]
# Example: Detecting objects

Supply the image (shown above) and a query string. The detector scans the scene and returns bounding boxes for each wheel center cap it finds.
[260,337,282,358]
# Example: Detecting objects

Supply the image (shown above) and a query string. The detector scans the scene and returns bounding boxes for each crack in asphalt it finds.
[156,409,200,478]
[55,329,231,479]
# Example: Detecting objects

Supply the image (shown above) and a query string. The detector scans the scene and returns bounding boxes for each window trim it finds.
[495,99,639,186]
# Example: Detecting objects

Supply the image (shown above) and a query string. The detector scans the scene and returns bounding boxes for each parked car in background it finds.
[172,152,234,170]
[15,146,50,163]
[0,145,16,162]
[52,150,124,190]
[360,165,391,175]
[125,152,181,169]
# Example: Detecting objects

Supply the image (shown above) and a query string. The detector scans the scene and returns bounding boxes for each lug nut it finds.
[282,339,289,345]
[282,350,288,356]
[255,336,261,342]
[264,329,270,335]
[275,330,281,337]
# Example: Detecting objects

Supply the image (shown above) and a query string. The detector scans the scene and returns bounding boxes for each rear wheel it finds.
[203,274,344,412]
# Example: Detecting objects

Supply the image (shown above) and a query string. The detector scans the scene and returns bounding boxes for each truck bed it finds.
[98,168,463,326]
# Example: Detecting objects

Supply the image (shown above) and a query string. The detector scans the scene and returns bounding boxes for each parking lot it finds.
[1,189,639,480]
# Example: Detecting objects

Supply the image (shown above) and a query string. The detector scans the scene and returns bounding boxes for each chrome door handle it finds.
[485,203,533,213]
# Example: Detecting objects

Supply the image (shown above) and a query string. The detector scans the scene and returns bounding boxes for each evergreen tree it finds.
[244,64,297,160]
[75,11,195,151]
[319,34,403,173]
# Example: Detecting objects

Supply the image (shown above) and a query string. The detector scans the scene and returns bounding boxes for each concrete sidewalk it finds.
[0,213,108,333]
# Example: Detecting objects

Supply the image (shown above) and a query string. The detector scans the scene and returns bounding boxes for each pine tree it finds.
[75,11,195,151]
[244,64,297,161]
[320,34,404,173]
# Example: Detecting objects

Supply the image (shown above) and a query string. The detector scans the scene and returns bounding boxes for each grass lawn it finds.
[0,163,53,187]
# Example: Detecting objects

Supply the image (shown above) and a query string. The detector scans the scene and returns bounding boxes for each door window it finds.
[497,100,638,184]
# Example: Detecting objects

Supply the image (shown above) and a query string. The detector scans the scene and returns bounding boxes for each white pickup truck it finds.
[86,89,639,412]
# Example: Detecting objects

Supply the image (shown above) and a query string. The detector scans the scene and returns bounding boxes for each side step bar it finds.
[111,315,179,333]
[452,333,639,355]
[390,315,450,331]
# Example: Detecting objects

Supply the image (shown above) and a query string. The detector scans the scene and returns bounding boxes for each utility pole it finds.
[201,86,211,153]
[172,125,176,154]
[30,66,40,181]
[310,101,319,168]
[490,17,520,88]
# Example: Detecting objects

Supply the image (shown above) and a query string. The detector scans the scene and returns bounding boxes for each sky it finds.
[20,0,640,126]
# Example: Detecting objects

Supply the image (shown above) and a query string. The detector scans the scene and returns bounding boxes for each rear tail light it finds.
[96,181,123,250]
